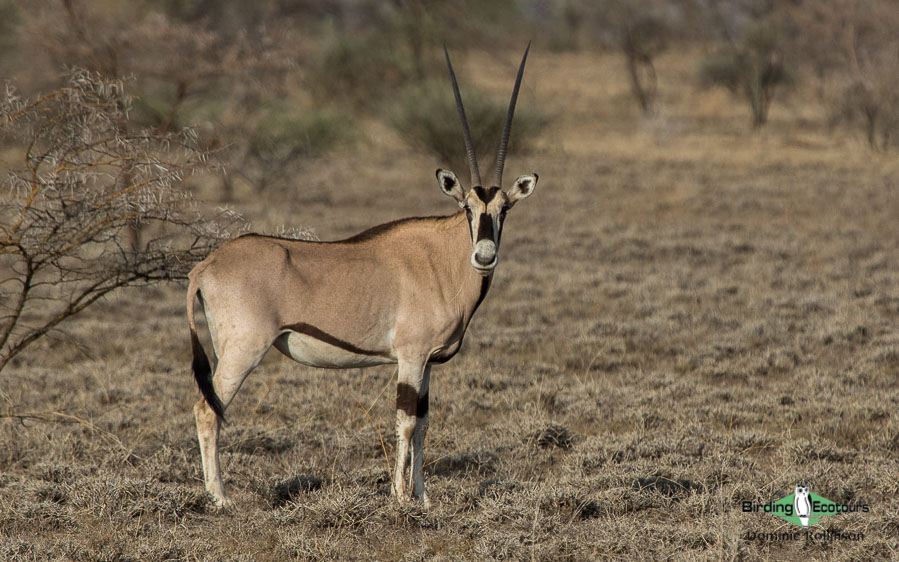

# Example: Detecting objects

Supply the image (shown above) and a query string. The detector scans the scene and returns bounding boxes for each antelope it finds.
[187,43,537,508]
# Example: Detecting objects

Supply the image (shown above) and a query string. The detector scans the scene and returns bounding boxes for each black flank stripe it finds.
[281,323,390,358]
[417,391,429,418]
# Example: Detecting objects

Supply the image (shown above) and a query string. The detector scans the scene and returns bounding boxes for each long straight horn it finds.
[444,45,481,187]
[494,41,531,188]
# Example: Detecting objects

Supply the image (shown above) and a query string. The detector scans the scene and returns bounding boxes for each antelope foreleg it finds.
[409,365,430,506]
[393,359,428,502]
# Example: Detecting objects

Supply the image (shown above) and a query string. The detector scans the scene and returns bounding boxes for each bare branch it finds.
[0,69,245,372]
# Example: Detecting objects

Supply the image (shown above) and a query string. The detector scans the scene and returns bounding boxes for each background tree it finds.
[700,0,789,128]
[11,0,347,196]
[553,0,676,116]
[598,0,672,116]
[783,0,899,149]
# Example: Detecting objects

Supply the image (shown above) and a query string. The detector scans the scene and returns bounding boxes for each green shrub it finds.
[249,102,351,162]
[389,79,546,180]
[243,101,353,191]
[309,30,415,111]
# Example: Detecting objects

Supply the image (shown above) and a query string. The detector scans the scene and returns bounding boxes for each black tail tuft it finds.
[190,291,225,422]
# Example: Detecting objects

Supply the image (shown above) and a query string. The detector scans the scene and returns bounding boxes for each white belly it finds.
[273,331,393,369]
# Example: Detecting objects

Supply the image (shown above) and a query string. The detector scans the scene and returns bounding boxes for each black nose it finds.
[474,253,494,266]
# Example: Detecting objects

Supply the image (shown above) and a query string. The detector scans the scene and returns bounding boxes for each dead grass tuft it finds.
[427,450,497,478]
[268,475,325,508]
[533,424,574,450]
[632,475,705,499]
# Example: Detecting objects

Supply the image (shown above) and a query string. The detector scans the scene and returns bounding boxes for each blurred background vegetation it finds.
[1,0,898,194]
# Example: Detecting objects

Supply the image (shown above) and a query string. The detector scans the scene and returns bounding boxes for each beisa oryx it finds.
[187,43,537,508]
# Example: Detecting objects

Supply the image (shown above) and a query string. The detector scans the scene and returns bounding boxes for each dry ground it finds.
[2,49,898,560]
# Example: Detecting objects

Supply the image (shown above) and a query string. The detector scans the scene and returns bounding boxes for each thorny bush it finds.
[0,69,243,371]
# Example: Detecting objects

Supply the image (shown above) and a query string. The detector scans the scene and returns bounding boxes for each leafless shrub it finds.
[0,69,242,372]
[783,0,899,149]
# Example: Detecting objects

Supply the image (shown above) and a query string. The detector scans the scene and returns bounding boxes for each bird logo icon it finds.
[794,484,811,527]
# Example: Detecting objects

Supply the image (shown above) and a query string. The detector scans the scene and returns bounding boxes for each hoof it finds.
[392,484,410,504]
[209,495,233,511]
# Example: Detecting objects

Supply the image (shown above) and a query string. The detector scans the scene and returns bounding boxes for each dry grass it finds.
[2,49,898,560]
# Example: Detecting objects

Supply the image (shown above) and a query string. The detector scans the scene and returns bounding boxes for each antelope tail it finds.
[187,280,226,422]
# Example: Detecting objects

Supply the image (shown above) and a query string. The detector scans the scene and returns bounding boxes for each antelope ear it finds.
[436,169,465,204]
[507,173,538,205]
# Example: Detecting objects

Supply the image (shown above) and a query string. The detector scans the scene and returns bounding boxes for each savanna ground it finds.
[2,48,899,560]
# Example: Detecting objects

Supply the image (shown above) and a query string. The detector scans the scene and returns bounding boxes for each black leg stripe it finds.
[417,392,429,418]
[396,383,418,417]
